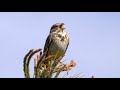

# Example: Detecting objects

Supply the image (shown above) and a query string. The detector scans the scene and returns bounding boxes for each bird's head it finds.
[50,23,65,33]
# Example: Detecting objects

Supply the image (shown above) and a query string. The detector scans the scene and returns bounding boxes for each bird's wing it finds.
[43,34,53,57]
[63,35,70,55]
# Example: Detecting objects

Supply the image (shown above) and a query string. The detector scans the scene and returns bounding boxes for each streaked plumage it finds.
[43,23,69,59]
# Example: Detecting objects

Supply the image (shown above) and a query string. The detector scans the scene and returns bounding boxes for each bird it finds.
[43,23,70,60]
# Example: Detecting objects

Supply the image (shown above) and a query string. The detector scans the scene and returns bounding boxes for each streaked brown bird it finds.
[43,23,69,59]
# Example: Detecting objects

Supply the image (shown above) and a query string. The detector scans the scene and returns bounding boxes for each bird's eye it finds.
[54,25,58,28]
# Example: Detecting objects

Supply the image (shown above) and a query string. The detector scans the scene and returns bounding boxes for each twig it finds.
[54,65,65,78]
[48,56,63,78]
[35,51,47,78]
[23,48,77,78]
[23,49,34,78]
[26,48,42,78]
[37,55,55,78]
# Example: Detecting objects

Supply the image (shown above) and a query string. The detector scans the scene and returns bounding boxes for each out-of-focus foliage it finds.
[23,48,76,78]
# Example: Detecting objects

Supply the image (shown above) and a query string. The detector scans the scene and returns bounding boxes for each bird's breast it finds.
[53,35,68,51]
[48,33,69,57]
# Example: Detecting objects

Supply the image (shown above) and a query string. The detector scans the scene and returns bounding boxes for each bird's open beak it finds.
[60,23,65,32]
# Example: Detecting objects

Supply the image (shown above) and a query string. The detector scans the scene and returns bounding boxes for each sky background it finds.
[0,12,120,78]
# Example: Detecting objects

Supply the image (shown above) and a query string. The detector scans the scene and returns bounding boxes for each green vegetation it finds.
[23,48,76,78]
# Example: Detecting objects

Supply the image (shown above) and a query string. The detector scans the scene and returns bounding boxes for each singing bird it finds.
[43,23,69,59]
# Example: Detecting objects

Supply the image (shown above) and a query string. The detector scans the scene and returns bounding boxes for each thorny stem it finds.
[23,49,34,78]
[35,51,47,78]
[54,65,65,78]
[48,56,63,78]
[38,55,55,78]
[23,48,76,78]
[27,48,42,78]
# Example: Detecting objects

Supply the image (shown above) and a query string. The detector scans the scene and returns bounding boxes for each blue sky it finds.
[0,12,120,78]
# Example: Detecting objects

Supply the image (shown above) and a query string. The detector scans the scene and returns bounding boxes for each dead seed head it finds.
[69,60,76,67]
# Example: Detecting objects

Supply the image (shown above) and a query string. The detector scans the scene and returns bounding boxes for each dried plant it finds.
[23,48,76,78]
